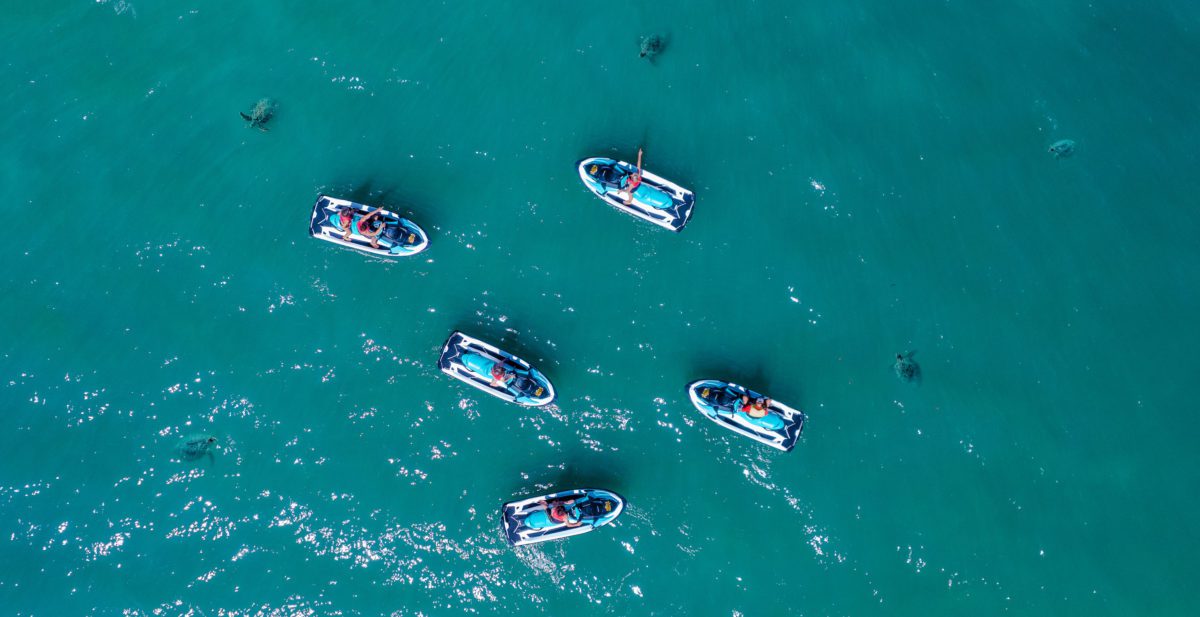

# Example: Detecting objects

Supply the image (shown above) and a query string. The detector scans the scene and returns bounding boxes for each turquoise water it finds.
[3,1,1199,614]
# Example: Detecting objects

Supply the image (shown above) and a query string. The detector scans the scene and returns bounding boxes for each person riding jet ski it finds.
[538,498,584,528]
[357,209,387,248]
[621,148,645,205]
[338,208,357,240]
[739,395,773,419]
[490,362,516,387]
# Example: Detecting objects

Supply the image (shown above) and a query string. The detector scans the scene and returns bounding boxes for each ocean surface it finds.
[3,1,1199,615]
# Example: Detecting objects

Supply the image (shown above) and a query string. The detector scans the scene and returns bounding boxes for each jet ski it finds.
[576,157,695,231]
[308,195,429,257]
[438,331,556,407]
[686,380,805,452]
[501,488,625,547]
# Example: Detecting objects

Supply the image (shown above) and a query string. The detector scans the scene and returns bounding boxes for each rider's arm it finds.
[363,210,386,236]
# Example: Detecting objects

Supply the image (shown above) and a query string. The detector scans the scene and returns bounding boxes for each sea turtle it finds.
[240,98,276,131]
[177,434,217,462]
[1048,139,1075,159]
[894,351,921,384]
[639,34,665,61]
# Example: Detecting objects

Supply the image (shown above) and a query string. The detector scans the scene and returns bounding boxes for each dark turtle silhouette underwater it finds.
[1048,139,1075,159]
[240,98,275,131]
[894,351,921,384]
[639,34,666,61]
[177,434,217,462]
